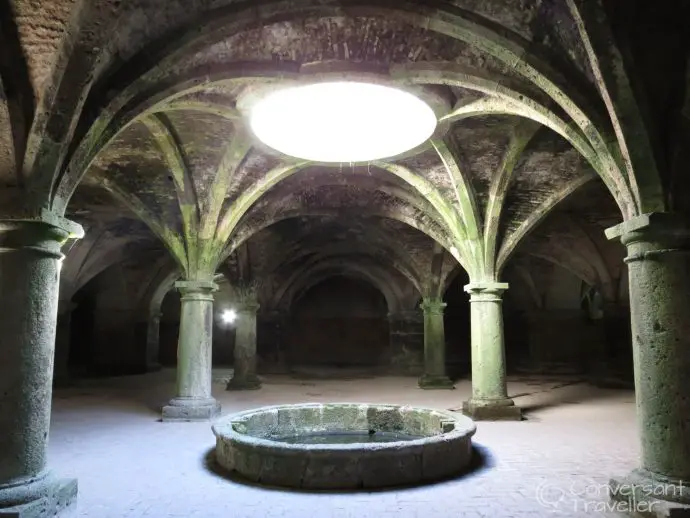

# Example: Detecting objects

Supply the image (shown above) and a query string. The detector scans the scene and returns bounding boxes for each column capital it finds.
[234,282,259,304]
[0,213,83,259]
[236,301,260,313]
[606,213,690,245]
[464,282,509,301]
[605,213,690,263]
[175,280,218,300]
[420,298,446,314]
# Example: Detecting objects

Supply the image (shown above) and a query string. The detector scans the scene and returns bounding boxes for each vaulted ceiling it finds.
[1,0,688,303]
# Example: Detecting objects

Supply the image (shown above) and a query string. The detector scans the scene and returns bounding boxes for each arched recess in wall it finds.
[69,262,145,376]
[501,258,604,375]
[284,274,390,371]
[141,267,180,369]
[440,268,472,379]
[271,258,411,316]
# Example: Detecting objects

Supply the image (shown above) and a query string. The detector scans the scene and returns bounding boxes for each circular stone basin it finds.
[212,403,476,489]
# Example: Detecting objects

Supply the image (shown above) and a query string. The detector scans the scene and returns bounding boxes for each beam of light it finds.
[221,309,237,324]
[249,82,438,163]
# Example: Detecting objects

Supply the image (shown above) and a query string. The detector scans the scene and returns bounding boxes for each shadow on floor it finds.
[201,442,495,494]
[513,380,632,419]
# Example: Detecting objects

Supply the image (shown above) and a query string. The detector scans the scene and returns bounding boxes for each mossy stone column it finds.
[418,298,454,389]
[227,297,261,390]
[259,310,289,373]
[607,214,690,512]
[145,311,162,372]
[162,280,221,421]
[462,282,521,420]
[389,310,424,375]
[0,218,82,516]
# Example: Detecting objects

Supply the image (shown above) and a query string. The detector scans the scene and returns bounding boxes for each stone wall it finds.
[286,277,390,368]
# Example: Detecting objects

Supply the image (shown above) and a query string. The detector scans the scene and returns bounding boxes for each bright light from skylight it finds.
[249,82,438,163]
[221,309,237,325]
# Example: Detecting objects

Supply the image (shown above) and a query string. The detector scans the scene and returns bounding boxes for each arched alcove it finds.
[504,259,603,374]
[442,270,471,378]
[68,264,147,376]
[287,275,389,368]
[159,289,181,366]
[69,289,96,376]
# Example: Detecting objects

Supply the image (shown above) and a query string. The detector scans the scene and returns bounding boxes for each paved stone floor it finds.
[49,369,638,517]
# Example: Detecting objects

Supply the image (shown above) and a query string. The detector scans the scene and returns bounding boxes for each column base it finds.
[0,474,77,517]
[418,375,455,390]
[462,398,522,421]
[226,376,262,391]
[161,397,221,422]
[609,469,690,517]
[145,362,162,373]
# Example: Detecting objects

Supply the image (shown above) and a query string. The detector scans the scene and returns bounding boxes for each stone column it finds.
[145,311,162,372]
[53,300,76,387]
[259,310,289,374]
[162,280,220,421]
[0,218,82,516]
[463,282,521,420]
[388,310,424,375]
[607,214,690,513]
[227,297,261,390]
[418,298,454,389]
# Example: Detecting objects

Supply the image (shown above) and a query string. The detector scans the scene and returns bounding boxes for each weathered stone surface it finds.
[3,5,690,518]
[463,282,520,420]
[227,292,262,390]
[418,298,453,390]
[162,280,221,421]
[0,219,81,516]
[606,214,690,513]
[0,477,77,518]
[212,403,475,489]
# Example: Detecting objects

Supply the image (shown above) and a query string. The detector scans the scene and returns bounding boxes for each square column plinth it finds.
[162,397,221,422]
[0,476,77,518]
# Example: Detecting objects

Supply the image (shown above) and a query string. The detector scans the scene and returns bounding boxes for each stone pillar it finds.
[462,282,521,420]
[606,214,690,514]
[0,218,82,516]
[145,311,163,372]
[227,297,261,390]
[388,310,424,375]
[586,295,612,384]
[258,310,289,374]
[418,298,454,389]
[53,300,76,388]
[162,280,220,421]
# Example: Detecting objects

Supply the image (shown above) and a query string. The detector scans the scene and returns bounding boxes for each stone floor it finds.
[49,369,638,517]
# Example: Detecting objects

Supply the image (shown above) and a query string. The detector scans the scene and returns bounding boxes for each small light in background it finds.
[221,309,237,325]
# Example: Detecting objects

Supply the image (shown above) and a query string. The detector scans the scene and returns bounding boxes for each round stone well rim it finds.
[211,402,477,452]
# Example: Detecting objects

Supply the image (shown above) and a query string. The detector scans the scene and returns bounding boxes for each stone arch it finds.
[263,231,426,298]
[53,0,649,225]
[272,259,408,315]
[141,265,181,370]
[226,207,457,272]
[283,271,392,369]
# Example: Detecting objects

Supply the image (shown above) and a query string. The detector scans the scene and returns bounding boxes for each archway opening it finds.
[442,270,471,379]
[69,290,96,376]
[287,275,390,370]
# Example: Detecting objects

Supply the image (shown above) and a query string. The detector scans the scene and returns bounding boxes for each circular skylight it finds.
[249,82,438,163]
